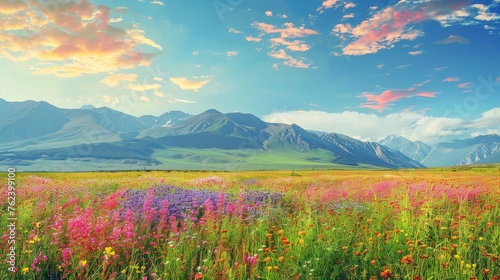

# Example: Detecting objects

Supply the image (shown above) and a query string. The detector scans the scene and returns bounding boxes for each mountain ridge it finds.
[378,134,500,167]
[1,99,496,170]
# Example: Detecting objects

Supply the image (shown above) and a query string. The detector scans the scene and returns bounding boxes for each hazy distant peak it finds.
[80,104,97,110]
[203,109,222,114]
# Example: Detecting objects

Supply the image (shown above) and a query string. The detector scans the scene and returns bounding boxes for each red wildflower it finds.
[380,267,393,278]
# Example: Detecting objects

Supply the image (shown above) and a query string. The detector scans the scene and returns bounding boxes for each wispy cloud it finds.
[226,51,239,57]
[127,83,162,92]
[442,77,460,82]
[268,49,311,68]
[228,28,242,34]
[170,77,211,92]
[435,66,448,71]
[413,79,431,87]
[168,97,195,104]
[252,22,319,38]
[409,50,423,55]
[140,96,151,102]
[458,82,473,88]
[395,64,412,69]
[103,95,120,105]
[154,91,164,97]
[360,87,438,111]
[433,35,470,44]
[100,74,138,87]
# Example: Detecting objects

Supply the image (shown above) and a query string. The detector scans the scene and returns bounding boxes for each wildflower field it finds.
[1,167,500,280]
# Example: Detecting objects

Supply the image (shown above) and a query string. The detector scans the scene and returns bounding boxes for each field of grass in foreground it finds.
[1,167,499,279]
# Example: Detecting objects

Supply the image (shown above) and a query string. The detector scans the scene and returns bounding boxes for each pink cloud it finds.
[317,0,338,13]
[253,22,319,38]
[335,0,473,56]
[270,38,311,52]
[458,82,473,88]
[342,8,426,55]
[360,87,438,111]
[251,22,318,68]
[267,49,311,68]
[331,23,352,34]
[442,77,459,82]
[344,3,356,9]
[0,0,161,77]
[245,36,262,42]
[268,49,289,59]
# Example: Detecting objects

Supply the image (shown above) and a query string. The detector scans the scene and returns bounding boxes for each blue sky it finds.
[0,0,499,142]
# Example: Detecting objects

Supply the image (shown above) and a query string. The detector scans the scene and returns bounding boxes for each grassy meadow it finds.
[1,167,500,279]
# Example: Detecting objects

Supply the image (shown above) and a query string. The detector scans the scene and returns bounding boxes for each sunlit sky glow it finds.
[0,0,499,142]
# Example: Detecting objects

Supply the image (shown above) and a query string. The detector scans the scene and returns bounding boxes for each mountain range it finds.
[0,98,497,171]
[377,134,500,167]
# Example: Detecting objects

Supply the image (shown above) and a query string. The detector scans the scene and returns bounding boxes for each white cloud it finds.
[469,107,500,128]
[265,11,273,17]
[228,28,242,34]
[226,51,239,57]
[168,97,195,104]
[151,1,164,6]
[109,18,123,23]
[140,96,150,102]
[262,109,500,144]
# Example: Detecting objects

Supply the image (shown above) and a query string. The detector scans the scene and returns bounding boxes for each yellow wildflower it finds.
[104,247,115,256]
